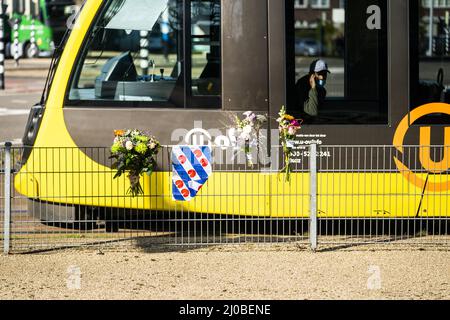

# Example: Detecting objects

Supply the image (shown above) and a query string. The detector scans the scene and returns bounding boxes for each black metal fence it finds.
[1,144,449,253]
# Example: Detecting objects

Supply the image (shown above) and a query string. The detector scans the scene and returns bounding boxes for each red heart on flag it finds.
[175,180,184,189]
[194,149,202,158]
[181,189,190,198]
[178,155,187,164]
[200,158,208,167]
[188,169,196,178]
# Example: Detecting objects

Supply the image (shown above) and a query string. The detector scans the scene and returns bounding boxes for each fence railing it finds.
[1,143,449,253]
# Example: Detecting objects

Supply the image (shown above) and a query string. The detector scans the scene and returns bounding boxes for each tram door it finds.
[280,0,417,218]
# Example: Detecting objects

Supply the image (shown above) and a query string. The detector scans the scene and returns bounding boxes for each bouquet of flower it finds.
[277,106,302,182]
[229,111,267,167]
[110,129,161,197]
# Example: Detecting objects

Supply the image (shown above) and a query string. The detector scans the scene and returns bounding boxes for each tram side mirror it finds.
[22,104,44,147]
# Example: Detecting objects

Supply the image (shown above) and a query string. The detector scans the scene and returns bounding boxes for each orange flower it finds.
[283,114,295,121]
[114,130,125,137]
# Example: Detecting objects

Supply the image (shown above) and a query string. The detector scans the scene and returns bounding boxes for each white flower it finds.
[149,142,156,149]
[257,115,267,123]
[243,111,256,122]
[243,125,252,135]
[240,132,251,141]
[113,137,119,144]
[125,141,133,150]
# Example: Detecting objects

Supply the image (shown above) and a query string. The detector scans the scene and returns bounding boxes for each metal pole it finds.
[0,0,6,89]
[3,142,12,255]
[25,0,31,17]
[309,143,318,252]
[29,17,36,57]
[446,11,449,56]
[428,0,434,57]
[140,30,149,76]
[13,17,20,67]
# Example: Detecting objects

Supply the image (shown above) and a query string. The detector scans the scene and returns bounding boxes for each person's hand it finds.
[309,74,316,89]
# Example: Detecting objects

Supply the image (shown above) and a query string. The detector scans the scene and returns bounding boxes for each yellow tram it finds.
[14,0,450,223]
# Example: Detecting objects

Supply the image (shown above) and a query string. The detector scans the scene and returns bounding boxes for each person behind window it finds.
[295,59,330,119]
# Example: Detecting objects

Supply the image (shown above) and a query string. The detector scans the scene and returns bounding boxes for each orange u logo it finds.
[419,127,450,174]
[393,103,450,192]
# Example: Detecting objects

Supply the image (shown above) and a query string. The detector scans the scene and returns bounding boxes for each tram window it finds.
[190,0,221,97]
[286,0,388,125]
[411,0,450,124]
[67,0,221,108]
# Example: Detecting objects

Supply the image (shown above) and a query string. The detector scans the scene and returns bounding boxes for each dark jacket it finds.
[295,74,326,119]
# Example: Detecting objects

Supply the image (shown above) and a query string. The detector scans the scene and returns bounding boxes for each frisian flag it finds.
[172,146,212,201]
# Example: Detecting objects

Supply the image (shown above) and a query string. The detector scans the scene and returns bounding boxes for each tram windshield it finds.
[68,0,221,107]
[68,0,181,103]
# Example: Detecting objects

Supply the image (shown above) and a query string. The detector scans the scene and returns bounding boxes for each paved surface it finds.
[0,246,449,300]
[0,58,49,145]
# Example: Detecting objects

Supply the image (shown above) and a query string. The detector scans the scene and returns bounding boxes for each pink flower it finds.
[243,111,256,122]
[288,126,297,136]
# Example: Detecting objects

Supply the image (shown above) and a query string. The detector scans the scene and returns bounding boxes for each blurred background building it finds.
[293,0,345,57]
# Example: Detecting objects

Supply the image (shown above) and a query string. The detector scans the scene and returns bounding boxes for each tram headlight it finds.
[23,105,44,146]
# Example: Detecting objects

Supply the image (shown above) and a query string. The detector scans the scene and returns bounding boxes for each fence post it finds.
[309,144,318,251]
[0,0,6,90]
[3,142,11,254]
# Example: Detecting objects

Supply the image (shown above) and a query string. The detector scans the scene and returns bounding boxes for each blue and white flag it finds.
[172,146,212,201]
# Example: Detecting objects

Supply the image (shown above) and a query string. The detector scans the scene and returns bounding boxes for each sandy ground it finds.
[0,245,449,300]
